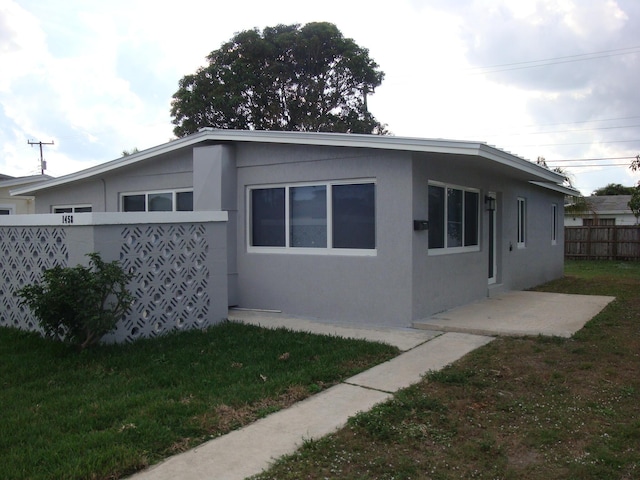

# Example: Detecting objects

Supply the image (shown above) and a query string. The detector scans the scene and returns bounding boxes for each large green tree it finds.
[170,22,386,136]
[592,183,637,196]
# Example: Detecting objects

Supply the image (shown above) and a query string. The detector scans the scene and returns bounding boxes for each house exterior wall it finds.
[0,195,34,214]
[32,150,193,213]
[234,143,415,327]
[21,138,567,329]
[410,152,564,320]
[1,187,36,214]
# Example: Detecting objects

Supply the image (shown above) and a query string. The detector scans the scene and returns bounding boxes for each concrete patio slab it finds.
[413,291,615,338]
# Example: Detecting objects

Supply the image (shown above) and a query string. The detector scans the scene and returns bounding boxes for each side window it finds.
[428,183,480,253]
[53,205,92,213]
[551,203,558,245]
[121,191,193,212]
[517,197,526,248]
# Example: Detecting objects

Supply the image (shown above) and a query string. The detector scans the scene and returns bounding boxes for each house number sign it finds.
[61,214,74,224]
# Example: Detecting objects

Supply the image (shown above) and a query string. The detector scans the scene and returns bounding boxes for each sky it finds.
[1,0,639,195]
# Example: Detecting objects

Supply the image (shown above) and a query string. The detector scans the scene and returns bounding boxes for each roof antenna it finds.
[28,139,54,174]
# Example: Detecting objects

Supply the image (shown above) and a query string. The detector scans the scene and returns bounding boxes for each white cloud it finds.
[0,0,638,193]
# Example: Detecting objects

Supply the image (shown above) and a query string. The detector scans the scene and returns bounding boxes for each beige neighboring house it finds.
[565,195,638,226]
[0,174,52,215]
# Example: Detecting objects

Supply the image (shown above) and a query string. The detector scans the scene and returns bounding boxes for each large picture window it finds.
[121,190,193,212]
[428,183,480,253]
[249,181,375,253]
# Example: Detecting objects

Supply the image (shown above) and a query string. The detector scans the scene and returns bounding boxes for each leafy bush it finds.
[18,253,135,350]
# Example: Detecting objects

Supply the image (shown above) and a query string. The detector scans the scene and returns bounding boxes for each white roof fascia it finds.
[196,129,565,183]
[13,129,565,195]
[1,174,53,189]
[10,132,212,196]
[530,181,581,197]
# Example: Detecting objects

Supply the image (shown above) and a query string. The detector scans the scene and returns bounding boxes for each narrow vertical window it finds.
[332,183,375,249]
[290,185,327,248]
[551,203,558,245]
[428,185,445,249]
[447,188,463,247]
[251,188,285,247]
[517,197,526,247]
[464,191,479,246]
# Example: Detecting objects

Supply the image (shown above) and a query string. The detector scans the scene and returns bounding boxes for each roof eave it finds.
[530,181,581,196]
[13,129,566,194]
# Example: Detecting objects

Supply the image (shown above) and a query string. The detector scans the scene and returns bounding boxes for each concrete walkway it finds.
[129,291,614,480]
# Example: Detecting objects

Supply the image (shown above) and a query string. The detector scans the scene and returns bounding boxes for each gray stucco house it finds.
[10,129,576,329]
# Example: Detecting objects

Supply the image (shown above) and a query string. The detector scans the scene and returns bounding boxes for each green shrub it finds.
[18,253,135,350]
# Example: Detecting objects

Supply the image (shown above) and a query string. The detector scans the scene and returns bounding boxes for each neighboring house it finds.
[0,174,52,215]
[565,195,637,226]
[9,129,577,328]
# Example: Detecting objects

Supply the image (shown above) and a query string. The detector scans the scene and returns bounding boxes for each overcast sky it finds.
[1,0,639,195]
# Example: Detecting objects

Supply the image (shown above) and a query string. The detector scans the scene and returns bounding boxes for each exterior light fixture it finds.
[485,195,496,212]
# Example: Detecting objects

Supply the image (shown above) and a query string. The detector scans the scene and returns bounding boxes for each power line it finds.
[482,123,640,138]
[553,163,633,168]
[546,156,638,162]
[520,115,640,129]
[510,139,640,147]
[468,45,640,75]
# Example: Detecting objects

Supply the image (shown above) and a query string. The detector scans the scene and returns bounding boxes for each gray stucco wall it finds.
[26,140,566,328]
[234,143,415,327]
[411,152,564,320]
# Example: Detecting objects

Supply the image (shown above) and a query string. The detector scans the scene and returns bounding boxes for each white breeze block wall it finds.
[0,212,228,343]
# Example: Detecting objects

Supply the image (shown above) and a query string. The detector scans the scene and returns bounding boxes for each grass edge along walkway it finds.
[0,320,399,480]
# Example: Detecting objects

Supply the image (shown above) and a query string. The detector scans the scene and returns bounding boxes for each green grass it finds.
[0,321,398,480]
[253,260,640,479]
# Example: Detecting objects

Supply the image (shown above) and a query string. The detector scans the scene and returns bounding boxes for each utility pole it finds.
[28,139,54,174]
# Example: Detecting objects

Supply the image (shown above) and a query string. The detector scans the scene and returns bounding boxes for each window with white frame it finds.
[428,183,480,253]
[517,197,526,247]
[248,180,375,253]
[121,190,193,212]
[0,204,14,215]
[551,203,558,245]
[53,205,92,213]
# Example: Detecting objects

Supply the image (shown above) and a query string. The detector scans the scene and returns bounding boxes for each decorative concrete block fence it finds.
[0,212,228,343]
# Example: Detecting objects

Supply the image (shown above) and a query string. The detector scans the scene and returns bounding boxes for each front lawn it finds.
[253,260,640,479]
[0,321,398,480]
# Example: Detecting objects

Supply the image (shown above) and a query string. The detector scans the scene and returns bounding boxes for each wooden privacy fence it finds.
[565,226,640,260]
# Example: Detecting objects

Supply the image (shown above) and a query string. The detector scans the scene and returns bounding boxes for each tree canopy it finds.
[592,183,637,196]
[170,22,386,136]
